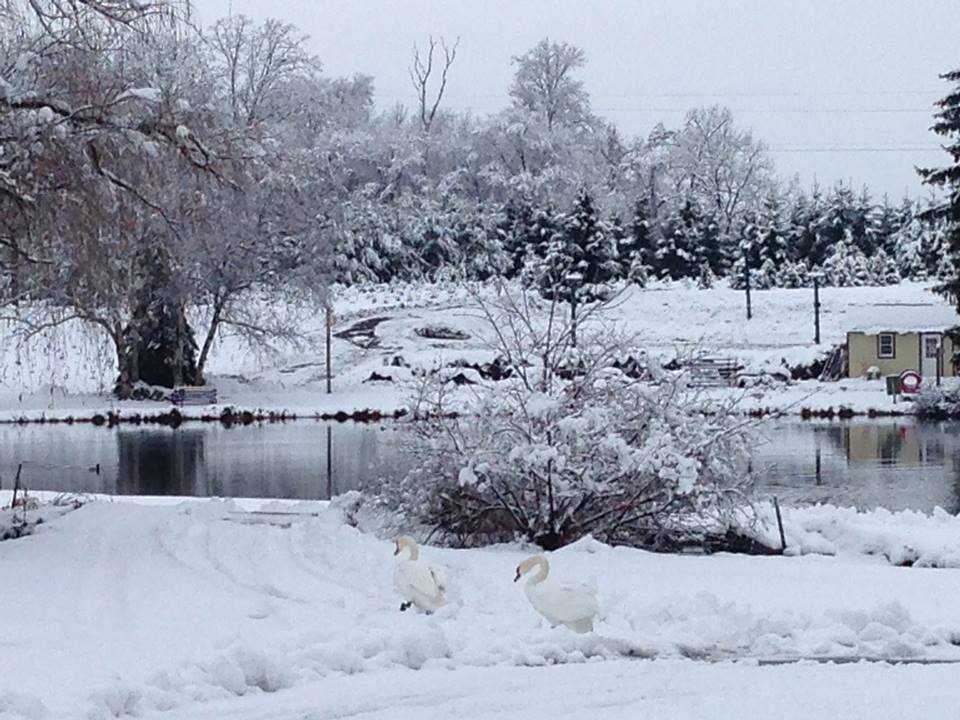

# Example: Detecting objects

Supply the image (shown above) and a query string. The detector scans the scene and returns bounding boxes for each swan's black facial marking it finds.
[514,567,522,582]
[393,542,400,556]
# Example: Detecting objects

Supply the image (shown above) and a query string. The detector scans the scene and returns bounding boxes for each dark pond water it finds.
[1,419,958,513]
[0,422,406,501]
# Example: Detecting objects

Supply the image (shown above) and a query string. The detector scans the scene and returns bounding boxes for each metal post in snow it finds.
[773,496,787,552]
[744,254,752,321]
[325,305,333,395]
[570,288,578,348]
[11,463,22,510]
[325,425,333,499]
[813,276,821,344]
[566,272,582,348]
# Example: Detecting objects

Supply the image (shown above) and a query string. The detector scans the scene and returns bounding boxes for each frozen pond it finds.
[1,418,958,513]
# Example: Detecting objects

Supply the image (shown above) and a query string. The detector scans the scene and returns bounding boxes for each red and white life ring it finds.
[899,370,922,394]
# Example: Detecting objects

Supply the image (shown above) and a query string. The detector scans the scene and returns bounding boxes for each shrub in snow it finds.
[384,282,755,550]
[914,382,960,419]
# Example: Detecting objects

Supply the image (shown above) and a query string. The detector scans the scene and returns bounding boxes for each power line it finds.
[375,97,936,115]
[432,90,943,100]
[768,146,942,153]
[592,107,934,114]
[591,90,943,98]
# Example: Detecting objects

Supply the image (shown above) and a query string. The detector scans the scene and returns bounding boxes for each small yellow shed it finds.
[846,330,956,379]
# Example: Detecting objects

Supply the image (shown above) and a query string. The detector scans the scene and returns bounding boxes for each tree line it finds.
[0,2,954,393]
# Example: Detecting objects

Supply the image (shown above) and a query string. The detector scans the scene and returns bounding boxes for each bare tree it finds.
[409,34,458,133]
[186,167,331,383]
[666,105,776,238]
[208,14,320,128]
[509,38,591,132]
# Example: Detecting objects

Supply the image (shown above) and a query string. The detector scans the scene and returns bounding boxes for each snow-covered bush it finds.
[383,282,755,549]
[914,383,960,419]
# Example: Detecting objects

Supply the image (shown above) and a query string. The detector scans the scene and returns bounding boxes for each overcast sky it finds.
[194,0,960,200]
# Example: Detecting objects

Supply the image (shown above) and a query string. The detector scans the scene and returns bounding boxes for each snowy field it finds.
[0,281,956,422]
[2,497,960,719]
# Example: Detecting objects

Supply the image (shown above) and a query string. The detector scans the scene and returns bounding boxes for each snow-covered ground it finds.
[140,661,960,720]
[1,281,955,422]
[3,498,960,720]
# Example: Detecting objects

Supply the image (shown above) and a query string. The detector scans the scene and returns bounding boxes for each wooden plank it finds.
[170,386,218,406]
[686,357,739,387]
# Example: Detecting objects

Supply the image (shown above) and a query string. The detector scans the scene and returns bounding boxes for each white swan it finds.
[514,554,598,633]
[393,535,447,613]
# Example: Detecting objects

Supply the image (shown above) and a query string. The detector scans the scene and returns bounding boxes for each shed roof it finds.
[845,301,957,334]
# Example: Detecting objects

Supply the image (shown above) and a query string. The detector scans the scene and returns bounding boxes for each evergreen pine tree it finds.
[780,260,810,289]
[655,200,700,281]
[117,242,199,397]
[609,215,632,280]
[849,246,872,286]
[869,248,901,286]
[817,184,856,266]
[499,196,536,278]
[821,229,871,286]
[729,215,759,290]
[755,192,790,284]
[919,67,960,307]
[630,195,654,270]
[873,196,899,256]
[892,199,928,280]
[694,210,725,276]
[535,189,618,302]
[696,262,715,289]
[851,187,877,256]
[793,185,827,265]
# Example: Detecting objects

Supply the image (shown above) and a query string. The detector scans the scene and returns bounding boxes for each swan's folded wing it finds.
[396,560,444,599]
[428,563,448,592]
[535,580,598,622]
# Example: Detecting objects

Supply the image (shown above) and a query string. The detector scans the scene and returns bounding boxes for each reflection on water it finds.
[0,422,406,501]
[1,418,959,513]
[753,420,960,514]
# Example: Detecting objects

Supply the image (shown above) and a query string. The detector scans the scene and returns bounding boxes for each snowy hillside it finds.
[0,281,955,421]
[2,498,960,719]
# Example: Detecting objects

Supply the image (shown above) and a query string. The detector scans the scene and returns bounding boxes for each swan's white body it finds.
[516,555,597,633]
[393,536,447,613]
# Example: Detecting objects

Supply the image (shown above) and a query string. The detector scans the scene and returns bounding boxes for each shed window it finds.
[877,333,895,359]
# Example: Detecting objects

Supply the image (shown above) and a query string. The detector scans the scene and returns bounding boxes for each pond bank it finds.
[0,377,940,426]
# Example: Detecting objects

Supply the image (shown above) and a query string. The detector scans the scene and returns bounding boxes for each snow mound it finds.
[755,503,960,567]
[4,501,960,719]
[0,694,47,720]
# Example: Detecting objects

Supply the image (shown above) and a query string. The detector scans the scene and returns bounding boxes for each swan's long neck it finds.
[400,538,419,561]
[530,556,549,583]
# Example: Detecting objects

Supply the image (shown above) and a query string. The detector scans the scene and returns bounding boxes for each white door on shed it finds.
[921,333,941,378]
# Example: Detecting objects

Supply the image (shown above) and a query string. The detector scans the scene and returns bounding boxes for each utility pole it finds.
[813,275,821,344]
[566,272,582,348]
[743,253,752,321]
[325,305,333,394]
[648,165,658,228]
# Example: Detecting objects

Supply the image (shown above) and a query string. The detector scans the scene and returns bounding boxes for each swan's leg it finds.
[400,601,412,611]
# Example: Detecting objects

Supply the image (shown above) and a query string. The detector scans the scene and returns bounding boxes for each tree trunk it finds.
[114,325,133,399]
[9,245,20,306]
[195,302,223,385]
[173,303,185,387]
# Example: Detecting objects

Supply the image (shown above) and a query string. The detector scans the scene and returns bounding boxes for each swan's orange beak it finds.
[513,567,521,582]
